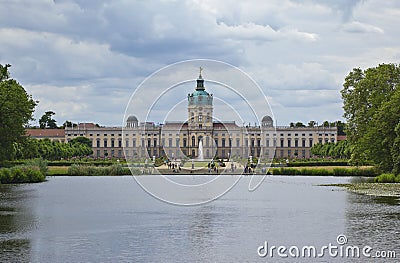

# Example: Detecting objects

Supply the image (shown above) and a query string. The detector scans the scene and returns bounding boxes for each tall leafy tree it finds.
[39,111,58,129]
[341,63,400,172]
[0,64,37,161]
[335,121,346,135]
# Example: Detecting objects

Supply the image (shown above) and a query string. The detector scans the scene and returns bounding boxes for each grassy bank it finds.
[67,164,143,176]
[270,166,378,176]
[48,166,69,176]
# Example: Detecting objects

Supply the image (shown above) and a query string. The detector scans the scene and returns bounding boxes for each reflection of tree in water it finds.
[344,193,400,261]
[187,204,237,262]
[188,205,217,260]
[0,185,35,262]
[0,239,30,262]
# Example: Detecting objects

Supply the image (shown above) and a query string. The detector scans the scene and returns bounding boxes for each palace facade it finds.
[63,72,337,160]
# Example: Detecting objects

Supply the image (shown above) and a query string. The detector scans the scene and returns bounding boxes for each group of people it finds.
[162,159,258,174]
[166,161,181,173]
[243,165,253,174]
[207,162,219,173]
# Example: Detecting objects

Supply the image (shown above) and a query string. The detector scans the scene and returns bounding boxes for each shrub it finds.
[25,158,48,175]
[0,168,13,183]
[47,160,127,167]
[0,162,46,184]
[287,161,349,167]
[23,166,45,182]
[271,167,378,176]
[67,164,133,176]
[374,173,399,183]
[11,167,26,183]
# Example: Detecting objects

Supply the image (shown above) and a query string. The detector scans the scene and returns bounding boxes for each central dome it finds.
[188,70,213,106]
[191,90,209,96]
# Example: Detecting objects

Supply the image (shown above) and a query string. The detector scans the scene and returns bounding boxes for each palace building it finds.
[63,71,337,160]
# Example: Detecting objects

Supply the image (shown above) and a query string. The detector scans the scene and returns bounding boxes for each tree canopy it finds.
[61,120,77,129]
[39,111,58,129]
[70,136,92,148]
[311,140,352,159]
[13,137,93,160]
[0,64,37,162]
[341,63,400,173]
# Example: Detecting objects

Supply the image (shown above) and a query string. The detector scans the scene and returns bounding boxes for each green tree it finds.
[392,123,400,174]
[341,63,400,172]
[0,64,37,161]
[70,136,92,148]
[308,120,317,127]
[311,140,351,159]
[295,121,306,127]
[0,64,10,81]
[13,137,93,160]
[334,121,346,135]
[61,120,77,129]
[39,111,58,129]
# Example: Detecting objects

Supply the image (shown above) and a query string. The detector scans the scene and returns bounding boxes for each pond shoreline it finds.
[322,183,400,197]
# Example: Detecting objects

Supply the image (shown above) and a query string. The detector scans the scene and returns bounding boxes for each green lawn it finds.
[48,166,69,175]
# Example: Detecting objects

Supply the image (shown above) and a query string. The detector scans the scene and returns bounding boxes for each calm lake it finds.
[0,176,399,262]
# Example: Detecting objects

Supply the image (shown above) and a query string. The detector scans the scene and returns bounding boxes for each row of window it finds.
[121,148,312,159]
[93,137,335,148]
[69,131,337,138]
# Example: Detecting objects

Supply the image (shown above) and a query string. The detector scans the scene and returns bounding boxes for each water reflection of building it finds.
[63,72,337,160]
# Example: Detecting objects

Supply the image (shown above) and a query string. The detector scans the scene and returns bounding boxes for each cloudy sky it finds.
[1,0,399,127]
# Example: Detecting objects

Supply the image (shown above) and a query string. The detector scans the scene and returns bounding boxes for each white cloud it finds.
[342,21,384,34]
[217,22,279,41]
[216,22,317,43]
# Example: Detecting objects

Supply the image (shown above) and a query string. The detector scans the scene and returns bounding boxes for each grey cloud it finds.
[0,0,399,126]
[307,0,363,21]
